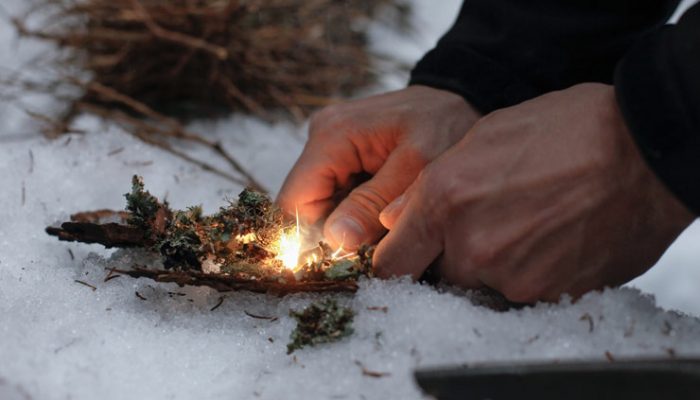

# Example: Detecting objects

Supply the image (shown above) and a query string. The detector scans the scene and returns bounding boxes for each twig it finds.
[135,291,147,300]
[115,266,359,295]
[46,221,147,248]
[84,82,266,191]
[107,147,124,156]
[354,360,390,378]
[76,102,259,189]
[75,279,97,291]
[605,351,615,362]
[28,149,34,173]
[130,0,228,60]
[244,310,278,321]
[579,313,594,333]
[210,296,224,311]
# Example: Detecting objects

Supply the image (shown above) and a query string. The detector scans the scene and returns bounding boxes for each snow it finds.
[1,1,700,399]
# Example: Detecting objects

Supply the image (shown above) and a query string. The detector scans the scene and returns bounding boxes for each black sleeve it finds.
[410,0,679,114]
[615,3,700,215]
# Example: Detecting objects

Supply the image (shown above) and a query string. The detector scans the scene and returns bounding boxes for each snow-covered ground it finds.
[1,1,699,399]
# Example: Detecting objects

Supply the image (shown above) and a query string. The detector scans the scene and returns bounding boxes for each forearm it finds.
[410,0,679,114]
[615,3,700,215]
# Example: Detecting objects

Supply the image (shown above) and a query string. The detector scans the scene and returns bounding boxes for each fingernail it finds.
[329,216,365,248]
[380,194,406,218]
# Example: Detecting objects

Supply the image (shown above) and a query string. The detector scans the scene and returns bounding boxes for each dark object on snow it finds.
[287,299,354,353]
[414,358,700,400]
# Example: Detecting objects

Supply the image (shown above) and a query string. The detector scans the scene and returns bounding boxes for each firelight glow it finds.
[276,208,302,270]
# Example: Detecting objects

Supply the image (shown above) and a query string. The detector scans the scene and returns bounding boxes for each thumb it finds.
[379,169,423,230]
[373,184,443,280]
[323,148,425,249]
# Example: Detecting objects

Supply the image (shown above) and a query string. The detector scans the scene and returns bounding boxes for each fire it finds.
[275,209,302,270]
[272,208,351,271]
[235,232,257,244]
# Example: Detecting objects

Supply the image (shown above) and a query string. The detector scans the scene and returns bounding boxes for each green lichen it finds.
[287,299,354,354]
[323,259,358,281]
[237,188,270,215]
[124,175,160,230]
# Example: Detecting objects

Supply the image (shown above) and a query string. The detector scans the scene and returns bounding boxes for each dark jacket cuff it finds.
[409,45,539,115]
[615,26,700,215]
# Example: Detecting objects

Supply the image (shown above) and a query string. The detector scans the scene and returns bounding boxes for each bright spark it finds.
[275,207,302,270]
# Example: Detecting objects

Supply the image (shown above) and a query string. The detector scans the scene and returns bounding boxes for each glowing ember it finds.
[275,209,302,270]
[331,245,345,259]
[235,232,257,244]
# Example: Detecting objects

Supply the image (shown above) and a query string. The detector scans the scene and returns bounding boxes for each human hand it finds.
[375,83,694,302]
[277,85,480,248]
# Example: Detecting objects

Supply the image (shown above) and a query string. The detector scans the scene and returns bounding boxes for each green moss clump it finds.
[158,207,204,270]
[287,299,354,354]
[124,175,161,230]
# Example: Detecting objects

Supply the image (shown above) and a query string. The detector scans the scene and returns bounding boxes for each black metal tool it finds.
[415,358,700,400]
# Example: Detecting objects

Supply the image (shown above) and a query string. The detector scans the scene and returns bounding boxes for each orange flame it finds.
[275,208,302,270]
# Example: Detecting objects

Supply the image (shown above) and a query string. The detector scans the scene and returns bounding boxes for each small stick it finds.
[114,266,359,295]
[21,181,25,206]
[130,0,229,60]
[135,291,147,300]
[579,313,594,333]
[67,249,74,260]
[108,147,124,156]
[525,334,540,344]
[76,102,255,188]
[354,360,390,378]
[605,351,615,362]
[244,310,278,321]
[28,149,34,173]
[366,306,388,313]
[74,279,97,291]
[210,296,225,311]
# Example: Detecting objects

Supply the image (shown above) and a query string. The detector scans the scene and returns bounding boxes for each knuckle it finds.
[417,166,449,221]
[419,165,472,225]
[475,109,503,127]
[398,144,432,169]
[309,105,344,137]
[349,184,390,215]
[500,280,544,304]
[466,244,499,270]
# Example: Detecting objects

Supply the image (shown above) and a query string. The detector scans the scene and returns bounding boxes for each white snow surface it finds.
[1,1,700,399]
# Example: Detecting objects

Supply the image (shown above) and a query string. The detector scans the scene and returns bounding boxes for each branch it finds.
[115,266,359,295]
[46,222,146,248]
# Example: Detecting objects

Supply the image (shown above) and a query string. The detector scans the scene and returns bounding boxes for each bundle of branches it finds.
[46,176,374,295]
[14,0,408,120]
[6,0,408,190]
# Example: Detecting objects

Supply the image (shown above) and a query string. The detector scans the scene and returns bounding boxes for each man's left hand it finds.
[374,83,694,302]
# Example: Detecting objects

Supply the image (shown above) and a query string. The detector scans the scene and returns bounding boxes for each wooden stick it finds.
[115,266,359,295]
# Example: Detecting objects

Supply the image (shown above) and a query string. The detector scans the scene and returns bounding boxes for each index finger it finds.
[277,135,362,223]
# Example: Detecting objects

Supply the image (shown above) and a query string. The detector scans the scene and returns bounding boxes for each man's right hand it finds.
[277,85,480,249]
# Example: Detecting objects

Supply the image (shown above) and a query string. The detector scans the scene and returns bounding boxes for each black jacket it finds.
[410,0,700,215]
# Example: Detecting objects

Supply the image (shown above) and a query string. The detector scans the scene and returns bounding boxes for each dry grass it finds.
[5,0,409,189]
